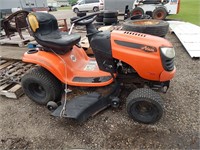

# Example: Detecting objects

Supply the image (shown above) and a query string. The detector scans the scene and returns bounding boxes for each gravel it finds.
[0,11,199,149]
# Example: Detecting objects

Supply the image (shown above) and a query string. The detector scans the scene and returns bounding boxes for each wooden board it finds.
[168,21,200,58]
[0,59,35,99]
[0,83,23,99]
[0,35,34,47]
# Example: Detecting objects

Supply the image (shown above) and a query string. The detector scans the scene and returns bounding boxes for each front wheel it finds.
[126,88,163,124]
[131,7,144,16]
[73,8,79,13]
[21,67,63,105]
[93,7,99,12]
[152,7,167,20]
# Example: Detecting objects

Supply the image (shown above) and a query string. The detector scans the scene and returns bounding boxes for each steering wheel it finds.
[71,12,99,26]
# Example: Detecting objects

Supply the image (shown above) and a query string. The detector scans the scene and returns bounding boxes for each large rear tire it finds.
[126,88,163,124]
[21,67,63,105]
[96,11,104,22]
[96,16,103,22]
[122,19,169,37]
[103,17,118,25]
[103,11,118,18]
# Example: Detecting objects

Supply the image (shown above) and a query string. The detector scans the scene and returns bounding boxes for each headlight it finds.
[160,47,175,59]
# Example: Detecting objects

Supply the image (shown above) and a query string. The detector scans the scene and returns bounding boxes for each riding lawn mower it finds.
[21,12,176,124]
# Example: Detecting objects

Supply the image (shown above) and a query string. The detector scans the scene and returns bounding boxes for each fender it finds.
[23,46,113,86]
[23,50,70,83]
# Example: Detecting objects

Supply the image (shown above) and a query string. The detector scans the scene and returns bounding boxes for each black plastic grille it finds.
[164,58,174,71]
[160,50,175,71]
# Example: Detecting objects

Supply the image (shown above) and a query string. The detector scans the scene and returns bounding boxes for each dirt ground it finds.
[0,10,200,149]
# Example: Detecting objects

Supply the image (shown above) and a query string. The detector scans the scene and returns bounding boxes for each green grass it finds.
[57,6,72,10]
[56,1,200,25]
[167,0,200,26]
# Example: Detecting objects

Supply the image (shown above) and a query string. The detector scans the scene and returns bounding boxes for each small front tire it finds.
[47,101,58,111]
[126,88,163,124]
[111,97,120,108]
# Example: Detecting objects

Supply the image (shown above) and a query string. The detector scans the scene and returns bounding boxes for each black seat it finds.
[28,12,81,54]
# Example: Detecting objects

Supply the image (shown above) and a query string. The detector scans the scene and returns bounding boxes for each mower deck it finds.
[52,83,120,122]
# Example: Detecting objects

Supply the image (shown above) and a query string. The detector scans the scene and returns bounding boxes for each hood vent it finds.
[124,31,146,37]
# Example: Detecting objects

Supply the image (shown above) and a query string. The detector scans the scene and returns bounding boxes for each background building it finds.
[0,0,47,13]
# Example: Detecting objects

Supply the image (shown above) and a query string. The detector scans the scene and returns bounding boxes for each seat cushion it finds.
[35,30,81,54]
[28,12,81,54]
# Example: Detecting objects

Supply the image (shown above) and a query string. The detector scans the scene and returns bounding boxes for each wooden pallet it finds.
[0,59,35,99]
[0,83,23,99]
[0,35,34,47]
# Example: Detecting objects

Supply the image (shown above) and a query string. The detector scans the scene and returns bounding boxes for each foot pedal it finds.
[52,92,110,122]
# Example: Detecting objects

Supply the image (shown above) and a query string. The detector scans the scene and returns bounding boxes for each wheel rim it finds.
[74,9,78,13]
[133,10,143,16]
[131,100,159,122]
[94,7,98,12]
[28,83,46,99]
[156,11,164,19]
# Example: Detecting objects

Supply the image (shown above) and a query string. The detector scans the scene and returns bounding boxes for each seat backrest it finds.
[27,12,58,36]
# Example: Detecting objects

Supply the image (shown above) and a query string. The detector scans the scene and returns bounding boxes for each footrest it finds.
[66,92,101,119]
[52,83,120,122]
[52,92,110,122]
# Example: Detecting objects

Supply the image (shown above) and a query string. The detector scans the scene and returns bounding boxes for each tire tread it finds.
[122,19,169,37]
[126,88,163,124]
[21,67,63,105]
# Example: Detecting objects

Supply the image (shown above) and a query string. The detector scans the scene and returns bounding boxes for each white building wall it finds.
[0,0,47,9]
[104,0,135,13]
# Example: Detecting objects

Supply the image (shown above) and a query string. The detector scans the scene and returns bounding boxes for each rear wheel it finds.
[152,7,167,20]
[126,88,163,124]
[131,7,144,16]
[21,67,63,105]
